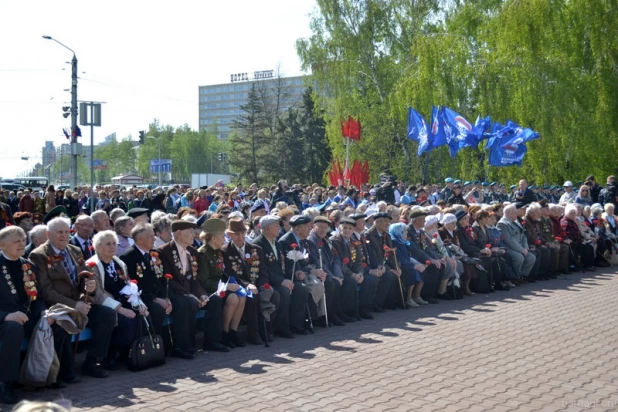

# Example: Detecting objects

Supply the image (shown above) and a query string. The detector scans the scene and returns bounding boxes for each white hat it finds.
[424,215,439,228]
[441,213,457,225]
[228,211,244,220]
[563,181,573,187]
[259,215,280,230]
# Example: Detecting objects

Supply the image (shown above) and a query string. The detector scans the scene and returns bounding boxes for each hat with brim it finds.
[250,201,265,213]
[349,213,366,221]
[43,205,67,225]
[226,218,247,233]
[373,212,392,220]
[410,209,428,219]
[259,215,280,230]
[441,213,457,225]
[454,210,468,222]
[171,220,196,232]
[202,218,226,233]
[289,215,312,227]
[196,213,208,228]
[313,216,331,225]
[127,207,149,219]
[445,177,454,183]
[563,181,573,187]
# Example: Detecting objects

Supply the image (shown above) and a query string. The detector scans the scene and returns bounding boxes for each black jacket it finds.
[0,255,46,323]
[119,245,165,303]
[252,234,285,287]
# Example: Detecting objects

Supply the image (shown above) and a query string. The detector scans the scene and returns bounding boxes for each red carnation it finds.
[343,257,350,265]
[425,260,431,265]
[535,239,542,246]
[130,279,138,284]
[88,246,94,252]
[219,291,226,298]
[485,244,492,249]
[164,273,173,280]
[86,261,96,268]
[555,236,563,242]
[27,290,38,297]
[263,283,272,290]
[291,243,298,249]
[361,262,367,268]
[318,241,324,248]
[383,245,389,251]
[433,233,439,238]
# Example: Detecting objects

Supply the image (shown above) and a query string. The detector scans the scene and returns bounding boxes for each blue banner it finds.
[488,133,528,167]
[150,159,172,173]
[500,120,540,148]
[442,107,478,157]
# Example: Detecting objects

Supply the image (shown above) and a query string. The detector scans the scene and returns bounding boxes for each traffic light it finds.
[218,153,223,161]
[62,106,71,119]
[138,130,145,144]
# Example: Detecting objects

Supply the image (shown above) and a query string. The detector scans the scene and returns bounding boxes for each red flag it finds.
[342,116,361,141]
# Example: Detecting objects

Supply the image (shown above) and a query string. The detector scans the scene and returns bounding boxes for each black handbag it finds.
[128,315,166,372]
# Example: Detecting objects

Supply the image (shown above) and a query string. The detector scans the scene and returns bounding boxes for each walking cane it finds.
[391,248,407,310]
[262,316,270,348]
[319,249,329,327]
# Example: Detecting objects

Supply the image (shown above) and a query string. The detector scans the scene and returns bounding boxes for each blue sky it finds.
[0,0,315,178]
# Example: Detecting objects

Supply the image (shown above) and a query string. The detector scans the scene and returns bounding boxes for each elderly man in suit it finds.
[331,217,375,320]
[307,216,352,326]
[278,215,325,332]
[363,212,399,311]
[158,220,226,356]
[251,215,299,337]
[29,217,115,381]
[70,215,95,260]
[222,218,279,344]
[498,204,536,282]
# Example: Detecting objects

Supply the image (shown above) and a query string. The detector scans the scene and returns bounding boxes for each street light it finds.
[43,35,78,188]
[147,136,162,186]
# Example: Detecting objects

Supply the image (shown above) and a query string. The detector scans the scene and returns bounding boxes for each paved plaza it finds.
[8,269,618,412]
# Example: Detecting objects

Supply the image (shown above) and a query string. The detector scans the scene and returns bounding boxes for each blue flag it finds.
[472,115,492,142]
[407,107,428,143]
[488,133,528,167]
[500,120,540,148]
[442,107,478,157]
[485,122,509,150]
[427,105,447,151]
[228,276,253,299]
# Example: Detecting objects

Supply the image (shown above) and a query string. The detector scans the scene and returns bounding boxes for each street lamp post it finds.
[43,35,78,188]
[147,136,161,186]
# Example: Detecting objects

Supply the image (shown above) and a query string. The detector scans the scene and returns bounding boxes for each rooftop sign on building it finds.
[230,70,274,83]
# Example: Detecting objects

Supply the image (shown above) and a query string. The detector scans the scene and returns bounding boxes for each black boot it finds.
[221,331,236,348]
[82,356,109,379]
[0,382,17,404]
[230,329,245,347]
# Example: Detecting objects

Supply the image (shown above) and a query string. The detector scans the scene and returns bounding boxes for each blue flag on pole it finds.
[500,120,540,148]
[442,107,478,157]
[428,105,447,151]
[472,115,492,142]
[488,133,528,167]
[228,276,253,298]
[407,107,428,143]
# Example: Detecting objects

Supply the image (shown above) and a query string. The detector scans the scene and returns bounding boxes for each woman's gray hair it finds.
[29,225,48,242]
[109,208,126,222]
[152,215,172,235]
[564,204,578,216]
[525,202,541,217]
[604,203,615,213]
[132,223,153,241]
[0,225,26,243]
[93,230,118,250]
[150,210,166,222]
[592,206,603,217]
[503,203,517,216]
[114,216,134,236]
[302,207,320,221]
[47,217,71,232]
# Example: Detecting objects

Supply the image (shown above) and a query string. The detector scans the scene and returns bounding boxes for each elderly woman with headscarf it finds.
[388,222,425,307]
[87,230,149,370]
[561,204,595,271]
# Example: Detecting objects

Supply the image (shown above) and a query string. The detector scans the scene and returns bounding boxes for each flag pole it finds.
[345,137,351,187]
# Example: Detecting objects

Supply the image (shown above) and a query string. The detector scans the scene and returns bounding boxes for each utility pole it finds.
[70,54,78,188]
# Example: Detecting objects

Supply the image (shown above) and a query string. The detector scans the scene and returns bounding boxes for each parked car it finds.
[0,183,27,192]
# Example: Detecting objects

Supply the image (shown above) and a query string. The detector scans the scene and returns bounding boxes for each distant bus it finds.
[13,177,50,192]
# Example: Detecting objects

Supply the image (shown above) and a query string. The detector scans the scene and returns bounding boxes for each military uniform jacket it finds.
[120,245,166,303]
[278,231,315,280]
[252,234,286,287]
[409,225,442,262]
[0,254,46,322]
[158,241,206,298]
[221,241,269,288]
[196,243,226,294]
[330,234,364,278]
[363,226,396,270]
[523,218,544,246]
[308,231,342,278]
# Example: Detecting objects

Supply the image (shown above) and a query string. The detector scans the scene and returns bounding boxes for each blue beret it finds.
[444,177,454,183]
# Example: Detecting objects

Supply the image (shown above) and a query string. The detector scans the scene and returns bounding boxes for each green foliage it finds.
[298,0,618,185]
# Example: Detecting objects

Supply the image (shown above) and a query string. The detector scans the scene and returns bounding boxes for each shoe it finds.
[436,293,453,301]
[494,283,510,291]
[527,277,537,283]
[463,290,476,296]
[373,306,385,313]
[204,342,230,352]
[428,298,439,304]
[230,330,245,347]
[0,382,17,405]
[563,270,572,275]
[359,311,374,320]
[332,317,345,326]
[512,279,521,285]
[519,278,529,284]
[406,298,419,308]
[221,332,236,348]
[64,375,81,384]
[50,381,68,389]
[82,360,109,378]
[291,326,308,335]
[585,267,596,272]
[338,313,356,323]
[171,348,195,360]
[275,330,295,339]
[247,336,263,345]
[102,358,119,371]
[413,297,429,305]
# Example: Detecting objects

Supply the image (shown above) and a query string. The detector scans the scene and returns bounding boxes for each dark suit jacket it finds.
[29,241,87,308]
[24,243,37,258]
[221,241,269,287]
[69,235,93,261]
[119,245,165,303]
[456,224,482,256]
[408,225,440,262]
[307,231,342,278]
[277,231,313,280]
[331,234,363,278]
[472,223,492,249]
[363,226,396,270]
[251,234,285,287]
[158,241,206,297]
[0,255,46,323]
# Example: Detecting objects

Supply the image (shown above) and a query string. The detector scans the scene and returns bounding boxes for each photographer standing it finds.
[599,176,618,208]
